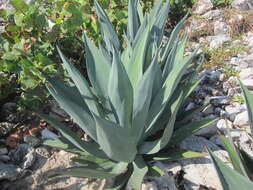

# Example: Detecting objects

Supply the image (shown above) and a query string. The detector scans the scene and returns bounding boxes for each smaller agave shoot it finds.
[39,0,216,189]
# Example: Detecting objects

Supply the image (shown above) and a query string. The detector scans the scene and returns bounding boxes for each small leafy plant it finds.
[208,82,253,190]
[39,0,215,189]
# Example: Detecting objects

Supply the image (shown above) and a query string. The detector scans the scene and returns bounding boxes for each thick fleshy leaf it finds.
[56,46,100,115]
[128,156,148,190]
[147,165,165,177]
[220,135,248,177]
[240,81,253,135]
[43,138,88,156]
[71,156,116,171]
[139,89,185,154]
[109,166,133,190]
[94,0,120,52]
[108,48,133,127]
[153,151,207,161]
[125,19,150,91]
[208,148,253,190]
[37,113,106,158]
[46,79,97,140]
[93,114,137,162]
[132,55,158,143]
[83,34,111,97]
[161,14,187,64]
[128,0,140,42]
[239,148,253,177]
[171,118,217,146]
[50,166,117,179]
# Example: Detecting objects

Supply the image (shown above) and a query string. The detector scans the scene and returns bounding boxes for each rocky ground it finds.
[1,0,253,189]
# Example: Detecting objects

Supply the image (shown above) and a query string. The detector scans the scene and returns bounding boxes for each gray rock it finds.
[202,10,224,20]
[185,102,195,111]
[210,135,225,149]
[233,111,249,126]
[180,155,223,190]
[24,135,41,147]
[41,128,59,139]
[225,103,245,121]
[193,0,213,15]
[232,0,253,10]
[202,105,214,115]
[0,155,10,162]
[9,144,36,169]
[213,21,230,36]
[0,163,21,181]
[210,35,231,49]
[195,115,218,138]
[180,135,220,152]
[0,148,8,155]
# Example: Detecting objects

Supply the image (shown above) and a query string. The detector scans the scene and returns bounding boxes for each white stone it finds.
[232,0,253,10]
[193,0,213,15]
[233,111,249,126]
[202,10,224,20]
[213,21,230,35]
[241,79,253,90]
[142,182,158,190]
[210,35,231,49]
[180,155,223,190]
[239,68,253,80]
[217,119,233,132]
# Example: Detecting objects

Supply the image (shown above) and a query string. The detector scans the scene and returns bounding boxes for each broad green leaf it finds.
[132,54,158,143]
[171,118,217,145]
[94,0,120,52]
[43,138,88,156]
[11,0,28,11]
[109,166,133,190]
[140,89,185,154]
[161,14,187,64]
[108,48,133,127]
[71,156,116,171]
[125,18,150,91]
[153,151,207,161]
[50,166,117,179]
[136,0,144,24]
[239,148,253,177]
[46,79,97,140]
[128,0,140,42]
[240,81,253,135]
[37,113,106,159]
[83,33,111,98]
[147,165,165,177]
[128,156,148,190]
[93,114,137,162]
[56,46,100,115]
[221,135,248,177]
[208,148,253,190]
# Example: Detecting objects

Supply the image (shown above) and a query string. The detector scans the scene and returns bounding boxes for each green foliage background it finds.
[0,0,194,109]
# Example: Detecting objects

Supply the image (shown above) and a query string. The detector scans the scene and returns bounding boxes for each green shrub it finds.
[38,0,216,189]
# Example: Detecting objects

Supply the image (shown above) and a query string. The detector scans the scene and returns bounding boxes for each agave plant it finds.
[208,82,253,190]
[39,0,216,189]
